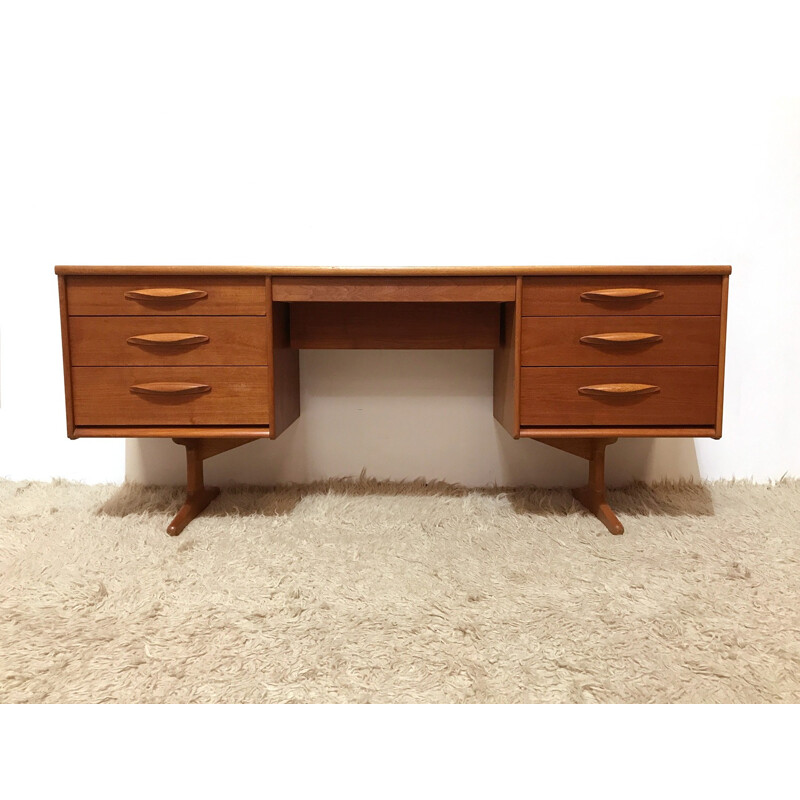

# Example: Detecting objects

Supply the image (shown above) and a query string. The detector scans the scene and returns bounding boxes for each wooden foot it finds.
[166,437,257,536]
[535,437,624,535]
[572,485,624,535]
[167,486,220,536]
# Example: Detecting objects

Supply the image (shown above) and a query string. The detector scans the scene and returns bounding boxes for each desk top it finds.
[55,265,732,276]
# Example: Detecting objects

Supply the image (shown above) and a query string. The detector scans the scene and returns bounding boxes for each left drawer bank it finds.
[59,273,271,432]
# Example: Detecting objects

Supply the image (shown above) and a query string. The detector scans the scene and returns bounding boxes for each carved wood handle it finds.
[580,288,664,302]
[579,332,663,345]
[579,383,660,396]
[127,333,210,347]
[129,382,211,396]
[124,288,208,301]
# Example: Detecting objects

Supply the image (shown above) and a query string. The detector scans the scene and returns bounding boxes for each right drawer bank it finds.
[519,275,724,428]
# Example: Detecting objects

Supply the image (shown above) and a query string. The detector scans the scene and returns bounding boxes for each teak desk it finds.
[55,265,730,536]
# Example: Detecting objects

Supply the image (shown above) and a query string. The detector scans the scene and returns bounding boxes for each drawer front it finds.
[520,366,717,426]
[72,367,269,426]
[521,276,722,316]
[69,316,269,366]
[521,316,720,367]
[66,276,267,316]
[273,276,516,302]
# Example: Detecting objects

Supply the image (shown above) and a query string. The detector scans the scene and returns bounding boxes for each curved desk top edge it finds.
[55,265,733,276]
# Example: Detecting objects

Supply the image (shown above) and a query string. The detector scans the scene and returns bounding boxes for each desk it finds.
[55,265,730,535]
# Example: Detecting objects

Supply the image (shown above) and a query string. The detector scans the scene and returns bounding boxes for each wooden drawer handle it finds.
[130,382,211,396]
[127,333,210,347]
[580,332,663,345]
[580,288,664,302]
[124,288,208,301]
[579,383,660,396]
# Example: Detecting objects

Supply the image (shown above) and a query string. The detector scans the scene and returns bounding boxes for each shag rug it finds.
[1,477,798,703]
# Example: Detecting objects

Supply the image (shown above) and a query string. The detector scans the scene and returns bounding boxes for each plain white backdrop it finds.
[2,1,799,794]
[1,2,798,490]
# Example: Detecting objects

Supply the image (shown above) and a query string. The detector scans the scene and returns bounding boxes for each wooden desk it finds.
[55,265,730,535]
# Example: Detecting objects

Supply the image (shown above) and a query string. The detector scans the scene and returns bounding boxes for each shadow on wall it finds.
[125,422,703,489]
[124,350,703,489]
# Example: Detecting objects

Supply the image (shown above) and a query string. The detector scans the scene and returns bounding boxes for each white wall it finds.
[1,2,798,487]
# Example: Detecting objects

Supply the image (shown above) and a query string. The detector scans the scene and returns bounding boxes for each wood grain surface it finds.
[520,315,720,366]
[521,276,723,316]
[289,302,502,349]
[58,276,76,437]
[267,277,301,439]
[492,278,522,437]
[520,366,718,426]
[66,276,267,316]
[55,265,733,276]
[520,427,718,438]
[273,276,515,302]
[69,316,269,366]
[72,366,270,426]
[72,426,271,438]
[716,275,730,438]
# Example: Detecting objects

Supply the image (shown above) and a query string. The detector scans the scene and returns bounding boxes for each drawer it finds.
[520,316,720,367]
[69,316,269,366]
[521,276,722,316]
[66,276,267,316]
[72,367,270,426]
[520,366,717,427]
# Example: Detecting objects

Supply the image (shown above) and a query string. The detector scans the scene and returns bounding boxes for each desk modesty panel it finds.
[56,265,731,536]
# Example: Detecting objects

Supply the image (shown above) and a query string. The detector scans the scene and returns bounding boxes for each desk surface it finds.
[55,265,732,276]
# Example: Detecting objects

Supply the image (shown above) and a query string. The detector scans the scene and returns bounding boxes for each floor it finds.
[1,477,798,703]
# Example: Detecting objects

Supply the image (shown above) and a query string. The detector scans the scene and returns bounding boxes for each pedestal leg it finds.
[167,442,220,536]
[571,440,624,535]
[166,437,257,536]
[534,437,624,535]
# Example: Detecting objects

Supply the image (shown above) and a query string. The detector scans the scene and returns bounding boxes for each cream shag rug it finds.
[1,477,799,703]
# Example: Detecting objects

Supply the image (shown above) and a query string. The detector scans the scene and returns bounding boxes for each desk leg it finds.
[535,437,624,535]
[167,438,257,536]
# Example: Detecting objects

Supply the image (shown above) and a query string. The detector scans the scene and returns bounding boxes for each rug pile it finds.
[1,477,798,703]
